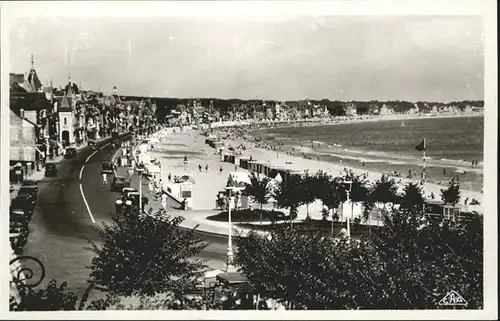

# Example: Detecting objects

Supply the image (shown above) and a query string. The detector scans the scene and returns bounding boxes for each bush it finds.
[206,209,286,223]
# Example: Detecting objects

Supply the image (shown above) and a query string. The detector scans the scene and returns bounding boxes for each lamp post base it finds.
[226,248,236,272]
[225,263,237,273]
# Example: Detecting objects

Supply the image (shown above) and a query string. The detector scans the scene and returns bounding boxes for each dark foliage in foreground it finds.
[87,208,209,297]
[235,207,483,309]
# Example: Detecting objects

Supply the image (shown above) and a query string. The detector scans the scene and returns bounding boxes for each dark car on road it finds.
[18,186,38,201]
[64,147,77,159]
[111,176,131,192]
[121,187,137,198]
[88,140,98,150]
[45,162,58,177]
[102,161,114,175]
[126,192,148,210]
[11,195,36,213]
[21,180,38,193]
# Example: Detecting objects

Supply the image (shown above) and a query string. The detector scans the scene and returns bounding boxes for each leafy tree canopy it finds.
[87,209,209,297]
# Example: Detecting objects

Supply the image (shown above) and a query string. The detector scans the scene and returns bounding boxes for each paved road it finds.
[22,139,228,300]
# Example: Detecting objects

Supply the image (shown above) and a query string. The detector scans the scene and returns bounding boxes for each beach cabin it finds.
[164,181,194,210]
[239,158,250,170]
[248,160,258,172]
[424,200,471,223]
[145,163,161,182]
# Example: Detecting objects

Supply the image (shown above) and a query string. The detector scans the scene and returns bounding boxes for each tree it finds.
[314,171,342,233]
[401,182,425,211]
[244,172,272,225]
[370,175,399,224]
[371,208,483,309]
[273,173,303,224]
[440,183,461,207]
[236,207,483,309]
[87,208,209,297]
[300,171,317,220]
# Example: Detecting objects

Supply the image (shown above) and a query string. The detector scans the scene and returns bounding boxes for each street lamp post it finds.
[224,185,238,272]
[342,176,353,240]
[137,167,144,213]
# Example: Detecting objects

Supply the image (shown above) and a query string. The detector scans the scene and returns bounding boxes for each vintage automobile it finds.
[88,140,98,150]
[121,187,137,198]
[111,176,131,192]
[101,161,114,175]
[21,179,38,193]
[10,197,35,220]
[45,162,58,177]
[18,185,38,200]
[126,192,148,210]
[64,147,77,159]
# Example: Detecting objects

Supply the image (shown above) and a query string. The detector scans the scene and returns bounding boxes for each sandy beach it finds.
[150,126,483,220]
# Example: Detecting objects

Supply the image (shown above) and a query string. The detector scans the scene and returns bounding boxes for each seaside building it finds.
[9,56,55,167]
[9,109,38,178]
[345,103,357,116]
[379,104,394,116]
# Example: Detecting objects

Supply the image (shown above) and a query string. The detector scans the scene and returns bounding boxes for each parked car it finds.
[45,162,58,177]
[64,147,77,159]
[21,180,38,193]
[111,176,131,192]
[10,197,35,219]
[101,161,114,175]
[121,187,137,198]
[10,208,31,224]
[18,185,38,200]
[126,192,148,210]
[88,140,97,150]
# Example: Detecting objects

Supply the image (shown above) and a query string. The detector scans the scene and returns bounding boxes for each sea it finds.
[258,116,484,192]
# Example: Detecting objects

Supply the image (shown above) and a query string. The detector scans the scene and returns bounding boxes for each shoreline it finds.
[210,112,484,131]
[210,115,483,192]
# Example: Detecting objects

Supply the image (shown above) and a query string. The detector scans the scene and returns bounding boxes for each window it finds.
[64,117,67,126]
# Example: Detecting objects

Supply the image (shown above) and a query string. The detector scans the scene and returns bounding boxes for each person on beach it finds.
[362,161,365,168]
[205,164,208,172]
[220,166,223,174]
[443,168,446,175]
[198,164,202,172]
[168,173,172,181]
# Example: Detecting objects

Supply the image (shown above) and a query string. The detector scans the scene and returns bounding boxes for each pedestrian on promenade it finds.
[149,180,154,194]
[168,173,172,181]
[128,167,134,177]
[161,193,168,210]
[101,172,108,184]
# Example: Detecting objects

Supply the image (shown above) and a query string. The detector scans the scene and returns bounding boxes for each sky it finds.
[8,15,484,102]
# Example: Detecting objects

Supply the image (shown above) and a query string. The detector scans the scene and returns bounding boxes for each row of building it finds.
[9,56,157,178]
[168,98,482,126]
